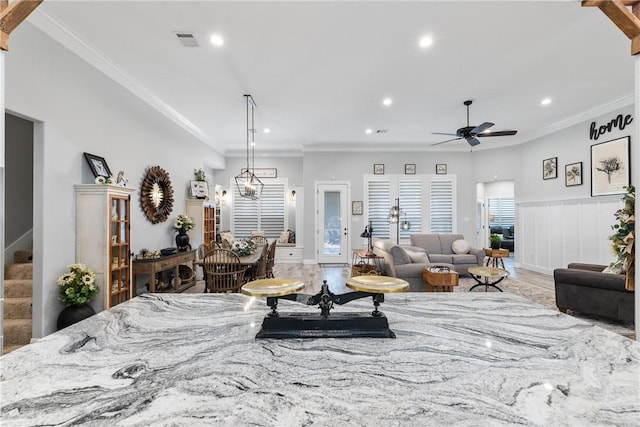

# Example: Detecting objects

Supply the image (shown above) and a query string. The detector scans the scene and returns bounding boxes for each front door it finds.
[316,183,349,264]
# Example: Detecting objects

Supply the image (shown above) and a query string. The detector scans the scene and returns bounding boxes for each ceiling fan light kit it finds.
[432,100,517,147]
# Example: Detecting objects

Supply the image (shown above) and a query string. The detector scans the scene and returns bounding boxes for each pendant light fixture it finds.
[388,198,410,243]
[235,94,264,200]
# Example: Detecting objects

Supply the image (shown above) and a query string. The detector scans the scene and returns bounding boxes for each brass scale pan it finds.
[242,275,408,297]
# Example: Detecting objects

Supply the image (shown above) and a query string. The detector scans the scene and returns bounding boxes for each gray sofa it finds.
[372,239,453,291]
[553,263,634,322]
[409,234,484,275]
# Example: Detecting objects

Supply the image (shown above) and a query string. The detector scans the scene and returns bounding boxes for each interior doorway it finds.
[316,182,350,264]
[476,180,515,250]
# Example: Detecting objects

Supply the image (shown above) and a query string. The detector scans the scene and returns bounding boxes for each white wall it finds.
[5,24,225,337]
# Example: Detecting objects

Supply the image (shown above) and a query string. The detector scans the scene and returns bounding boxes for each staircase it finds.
[3,250,33,354]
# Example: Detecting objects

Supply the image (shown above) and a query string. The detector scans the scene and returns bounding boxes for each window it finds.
[365,174,456,242]
[488,197,515,227]
[231,180,287,239]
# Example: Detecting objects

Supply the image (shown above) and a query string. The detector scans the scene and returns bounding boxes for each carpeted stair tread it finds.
[5,263,33,280]
[3,344,24,355]
[4,297,32,319]
[14,250,33,264]
[4,279,33,298]
[3,318,32,345]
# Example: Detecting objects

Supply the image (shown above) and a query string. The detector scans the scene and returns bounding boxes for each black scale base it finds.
[256,312,396,339]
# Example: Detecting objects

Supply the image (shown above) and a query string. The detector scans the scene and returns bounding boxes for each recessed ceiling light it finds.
[210,34,224,46]
[365,128,373,134]
[263,128,271,134]
[382,98,393,106]
[541,98,552,105]
[419,36,433,48]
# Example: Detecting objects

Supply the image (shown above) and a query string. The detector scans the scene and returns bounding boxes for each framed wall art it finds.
[190,180,209,199]
[542,157,557,180]
[83,152,112,178]
[564,162,583,187]
[404,164,416,175]
[591,136,630,197]
[436,164,447,175]
[374,164,385,175]
[352,200,363,215]
[241,167,277,178]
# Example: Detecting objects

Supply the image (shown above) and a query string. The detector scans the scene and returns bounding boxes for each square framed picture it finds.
[591,136,630,197]
[190,180,210,199]
[436,164,447,175]
[404,164,416,175]
[374,164,385,175]
[352,200,363,215]
[83,152,112,178]
[565,162,583,187]
[542,157,557,180]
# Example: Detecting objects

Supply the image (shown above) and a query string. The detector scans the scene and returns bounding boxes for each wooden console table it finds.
[132,250,196,295]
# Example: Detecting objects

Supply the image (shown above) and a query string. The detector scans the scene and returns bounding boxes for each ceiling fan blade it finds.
[431,132,458,136]
[477,130,518,137]
[431,137,462,146]
[471,122,494,135]
[466,137,481,147]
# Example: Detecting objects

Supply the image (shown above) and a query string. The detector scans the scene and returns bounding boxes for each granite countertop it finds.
[1,293,638,426]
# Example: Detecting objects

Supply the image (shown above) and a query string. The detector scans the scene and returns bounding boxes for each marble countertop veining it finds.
[1,293,638,426]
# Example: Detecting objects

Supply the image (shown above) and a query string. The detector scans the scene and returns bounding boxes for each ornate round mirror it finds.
[141,166,174,224]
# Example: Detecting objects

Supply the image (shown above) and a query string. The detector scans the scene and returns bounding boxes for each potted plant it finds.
[194,168,208,182]
[490,234,502,250]
[608,185,635,290]
[173,214,195,251]
[56,263,99,330]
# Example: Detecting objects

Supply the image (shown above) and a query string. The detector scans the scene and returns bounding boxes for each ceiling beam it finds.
[0,0,43,51]
[583,0,640,54]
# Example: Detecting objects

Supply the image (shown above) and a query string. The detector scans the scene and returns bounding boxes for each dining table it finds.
[193,249,264,289]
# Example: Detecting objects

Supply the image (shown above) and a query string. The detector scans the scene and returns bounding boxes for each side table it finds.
[484,248,509,269]
[422,267,459,292]
[352,249,384,276]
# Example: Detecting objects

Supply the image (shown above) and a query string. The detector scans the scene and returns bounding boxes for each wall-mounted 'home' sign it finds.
[590,114,633,141]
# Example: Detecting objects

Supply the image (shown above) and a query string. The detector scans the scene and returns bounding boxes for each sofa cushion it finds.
[451,254,480,265]
[438,234,465,255]
[451,239,471,254]
[390,245,411,265]
[427,254,453,264]
[410,234,442,254]
[406,250,429,263]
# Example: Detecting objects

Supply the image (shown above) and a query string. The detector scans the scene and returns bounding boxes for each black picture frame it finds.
[84,152,112,178]
[542,157,557,180]
[190,180,209,199]
[436,164,447,175]
[405,164,416,175]
[374,164,384,175]
[352,201,363,215]
[565,162,583,187]
[591,136,630,197]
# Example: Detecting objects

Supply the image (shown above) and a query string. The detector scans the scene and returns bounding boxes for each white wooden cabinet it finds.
[75,184,136,312]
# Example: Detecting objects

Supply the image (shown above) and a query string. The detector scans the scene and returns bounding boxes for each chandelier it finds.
[235,94,264,200]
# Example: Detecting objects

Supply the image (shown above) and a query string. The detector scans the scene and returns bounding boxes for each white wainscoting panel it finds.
[518,197,621,275]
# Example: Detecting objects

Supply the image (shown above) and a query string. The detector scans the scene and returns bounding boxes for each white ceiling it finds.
[25,1,635,157]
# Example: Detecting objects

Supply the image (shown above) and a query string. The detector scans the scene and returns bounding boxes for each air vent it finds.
[174,32,199,48]
[376,129,388,134]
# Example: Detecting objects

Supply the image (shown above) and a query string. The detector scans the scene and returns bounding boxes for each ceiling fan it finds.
[431,100,517,147]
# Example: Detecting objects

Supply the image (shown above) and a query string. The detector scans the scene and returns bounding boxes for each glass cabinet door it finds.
[109,195,131,307]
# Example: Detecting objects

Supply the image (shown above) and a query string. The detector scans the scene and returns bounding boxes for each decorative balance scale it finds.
[241,276,409,338]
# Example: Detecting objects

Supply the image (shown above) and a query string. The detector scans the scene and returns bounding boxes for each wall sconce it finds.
[290,190,296,201]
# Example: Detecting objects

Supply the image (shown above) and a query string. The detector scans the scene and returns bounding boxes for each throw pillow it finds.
[452,239,471,254]
[220,232,234,245]
[251,230,265,237]
[390,245,411,265]
[405,250,429,264]
[288,230,296,244]
[278,231,290,244]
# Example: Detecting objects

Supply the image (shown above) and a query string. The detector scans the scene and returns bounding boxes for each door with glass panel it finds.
[316,183,349,264]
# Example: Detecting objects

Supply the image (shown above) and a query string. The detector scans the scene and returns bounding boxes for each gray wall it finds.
[4,113,33,246]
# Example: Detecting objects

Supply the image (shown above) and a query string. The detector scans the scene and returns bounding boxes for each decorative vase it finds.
[57,304,96,330]
[176,232,190,251]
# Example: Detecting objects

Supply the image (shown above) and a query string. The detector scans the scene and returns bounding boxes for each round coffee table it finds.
[467,266,509,292]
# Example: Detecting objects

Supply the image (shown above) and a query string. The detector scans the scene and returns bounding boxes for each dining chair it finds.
[202,248,248,293]
[251,235,269,247]
[266,240,277,278]
[249,243,269,281]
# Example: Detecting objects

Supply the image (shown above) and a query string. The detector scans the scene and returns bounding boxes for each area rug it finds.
[456,276,635,339]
